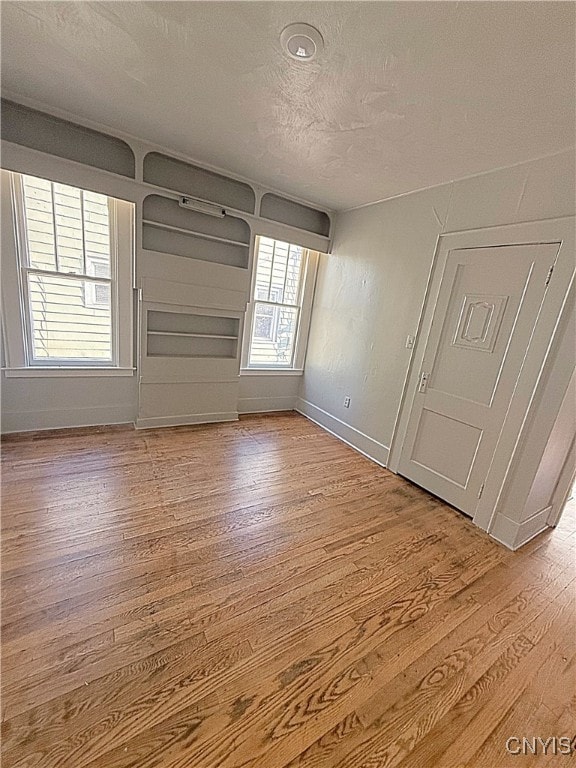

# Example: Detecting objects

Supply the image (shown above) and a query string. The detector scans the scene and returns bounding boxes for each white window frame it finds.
[0,170,134,376]
[240,235,319,373]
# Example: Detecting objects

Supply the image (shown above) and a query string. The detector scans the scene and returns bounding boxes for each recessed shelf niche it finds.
[146,310,240,359]
[260,192,330,236]
[143,152,256,213]
[1,100,136,178]
[142,194,250,269]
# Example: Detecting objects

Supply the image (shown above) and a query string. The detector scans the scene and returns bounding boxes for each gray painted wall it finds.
[2,141,574,434]
[1,367,302,433]
[299,148,576,461]
[0,373,138,433]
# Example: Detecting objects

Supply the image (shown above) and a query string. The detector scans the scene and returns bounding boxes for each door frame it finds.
[388,216,575,536]
[547,436,575,528]
[544,365,575,529]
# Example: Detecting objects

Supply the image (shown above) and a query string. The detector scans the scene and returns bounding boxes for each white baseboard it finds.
[489,505,552,550]
[295,398,389,467]
[238,396,296,414]
[1,405,134,434]
[135,411,238,429]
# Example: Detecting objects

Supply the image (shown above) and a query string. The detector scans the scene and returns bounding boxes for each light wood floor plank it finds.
[1,413,574,768]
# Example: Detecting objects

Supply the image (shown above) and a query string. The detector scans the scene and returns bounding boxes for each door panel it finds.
[411,409,483,487]
[433,290,512,405]
[398,242,559,516]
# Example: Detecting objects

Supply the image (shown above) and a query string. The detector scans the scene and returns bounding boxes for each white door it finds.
[397,242,559,516]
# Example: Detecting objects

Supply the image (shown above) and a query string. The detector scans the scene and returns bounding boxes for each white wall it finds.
[2,134,574,435]
[0,370,301,432]
[238,374,301,414]
[0,373,138,433]
[298,148,576,465]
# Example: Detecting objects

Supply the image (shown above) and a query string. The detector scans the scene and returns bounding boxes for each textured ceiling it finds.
[1,1,575,210]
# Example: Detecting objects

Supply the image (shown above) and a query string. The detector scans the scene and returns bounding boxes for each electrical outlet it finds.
[344,396,351,408]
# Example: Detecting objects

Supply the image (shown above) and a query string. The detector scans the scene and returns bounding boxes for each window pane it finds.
[83,191,111,277]
[53,182,85,273]
[253,237,304,304]
[22,176,111,276]
[27,273,112,361]
[22,176,56,270]
[249,303,298,367]
[285,243,305,304]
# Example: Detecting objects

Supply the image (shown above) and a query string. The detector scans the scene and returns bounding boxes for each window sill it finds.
[240,368,304,377]
[3,367,136,378]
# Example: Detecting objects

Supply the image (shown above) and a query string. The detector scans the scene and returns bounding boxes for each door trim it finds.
[388,216,575,537]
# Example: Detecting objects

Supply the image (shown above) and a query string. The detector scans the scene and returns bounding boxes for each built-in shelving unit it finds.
[1,99,136,178]
[142,226,249,268]
[147,331,237,339]
[143,152,256,213]
[2,99,332,248]
[260,192,330,237]
[142,220,249,249]
[1,98,332,429]
[138,302,244,426]
[145,309,240,360]
[142,194,251,269]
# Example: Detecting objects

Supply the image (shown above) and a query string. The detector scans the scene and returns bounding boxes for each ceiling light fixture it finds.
[280,23,324,62]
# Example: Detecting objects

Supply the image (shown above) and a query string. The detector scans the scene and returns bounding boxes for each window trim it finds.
[0,169,134,375]
[240,235,319,373]
[2,367,136,378]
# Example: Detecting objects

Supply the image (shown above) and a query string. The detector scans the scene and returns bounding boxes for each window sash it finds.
[247,301,300,368]
[251,298,300,311]
[254,238,306,306]
[22,270,114,365]
[22,266,113,284]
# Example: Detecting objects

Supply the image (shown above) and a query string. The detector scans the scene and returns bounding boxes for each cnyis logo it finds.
[505,736,576,755]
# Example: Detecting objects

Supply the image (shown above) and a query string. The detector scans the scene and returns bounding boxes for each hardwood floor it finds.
[1,412,574,768]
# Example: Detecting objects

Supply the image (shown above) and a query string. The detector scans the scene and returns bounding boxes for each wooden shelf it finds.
[142,219,249,248]
[144,308,240,362]
[147,331,237,339]
[138,182,331,251]
[146,352,237,359]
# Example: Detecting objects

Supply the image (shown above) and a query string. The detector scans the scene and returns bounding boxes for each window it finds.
[1,171,134,373]
[242,236,319,370]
